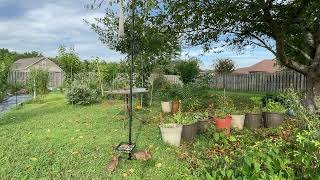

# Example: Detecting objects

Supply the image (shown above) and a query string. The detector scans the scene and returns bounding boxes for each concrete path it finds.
[0,95,31,114]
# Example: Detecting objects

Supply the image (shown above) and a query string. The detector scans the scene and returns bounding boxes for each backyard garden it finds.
[0,71,319,179]
[1,0,320,179]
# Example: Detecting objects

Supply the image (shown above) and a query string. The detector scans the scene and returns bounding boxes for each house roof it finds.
[234,59,280,74]
[13,57,46,70]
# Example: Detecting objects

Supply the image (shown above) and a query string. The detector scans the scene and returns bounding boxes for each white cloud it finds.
[0,0,124,62]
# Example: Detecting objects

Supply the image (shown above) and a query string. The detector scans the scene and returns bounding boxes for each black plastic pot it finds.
[182,123,198,141]
[245,113,263,129]
[197,119,210,133]
[263,112,284,128]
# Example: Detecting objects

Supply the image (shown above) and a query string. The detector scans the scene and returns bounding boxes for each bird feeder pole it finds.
[128,0,135,160]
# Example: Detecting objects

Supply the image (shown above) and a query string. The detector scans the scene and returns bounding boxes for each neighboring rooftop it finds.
[233,59,280,74]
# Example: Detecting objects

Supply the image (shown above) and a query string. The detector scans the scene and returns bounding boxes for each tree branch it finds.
[285,42,313,62]
[276,37,309,74]
[249,33,276,56]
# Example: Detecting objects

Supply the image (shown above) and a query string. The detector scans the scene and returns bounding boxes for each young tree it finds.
[213,59,235,74]
[27,68,49,99]
[86,0,180,87]
[174,58,200,84]
[57,46,82,83]
[153,0,320,110]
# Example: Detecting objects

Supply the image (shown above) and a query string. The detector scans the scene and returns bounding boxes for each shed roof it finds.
[13,57,46,70]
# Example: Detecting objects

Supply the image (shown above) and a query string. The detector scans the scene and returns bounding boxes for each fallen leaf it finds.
[122,173,128,177]
[30,157,38,161]
[155,163,162,168]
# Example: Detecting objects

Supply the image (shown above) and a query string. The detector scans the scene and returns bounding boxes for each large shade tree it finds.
[152,0,320,110]
[87,0,180,87]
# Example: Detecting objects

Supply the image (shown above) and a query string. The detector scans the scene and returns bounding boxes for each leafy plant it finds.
[250,96,262,113]
[168,112,197,125]
[263,99,287,113]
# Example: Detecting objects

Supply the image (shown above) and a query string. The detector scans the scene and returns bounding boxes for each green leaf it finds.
[229,135,236,142]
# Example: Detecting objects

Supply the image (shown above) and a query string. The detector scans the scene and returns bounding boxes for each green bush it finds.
[27,68,49,97]
[7,82,27,94]
[174,58,200,84]
[66,79,101,105]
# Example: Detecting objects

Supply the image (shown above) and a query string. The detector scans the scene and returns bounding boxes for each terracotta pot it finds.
[263,112,284,128]
[181,122,198,141]
[231,115,245,130]
[213,115,231,135]
[159,124,182,146]
[245,113,263,129]
[161,101,172,113]
[171,100,180,113]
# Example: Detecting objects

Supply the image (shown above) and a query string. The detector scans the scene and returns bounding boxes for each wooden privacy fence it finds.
[7,71,64,88]
[209,71,306,92]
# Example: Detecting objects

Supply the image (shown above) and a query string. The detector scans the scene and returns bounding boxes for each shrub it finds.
[174,58,200,84]
[27,68,49,97]
[7,82,27,94]
[66,79,101,105]
[262,93,286,107]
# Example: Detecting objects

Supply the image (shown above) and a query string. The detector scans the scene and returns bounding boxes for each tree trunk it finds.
[304,75,318,112]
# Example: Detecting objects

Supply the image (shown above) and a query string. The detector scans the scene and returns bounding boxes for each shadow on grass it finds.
[0,103,68,126]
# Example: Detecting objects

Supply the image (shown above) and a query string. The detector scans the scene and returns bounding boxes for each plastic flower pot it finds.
[159,124,182,147]
[161,101,172,113]
[182,122,198,141]
[245,113,263,129]
[213,115,231,135]
[231,114,245,130]
[197,118,210,133]
[171,100,180,113]
[263,112,284,128]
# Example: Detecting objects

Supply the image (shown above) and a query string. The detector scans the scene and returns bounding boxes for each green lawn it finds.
[0,93,190,179]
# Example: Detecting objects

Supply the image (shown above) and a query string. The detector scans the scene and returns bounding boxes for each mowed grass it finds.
[0,93,190,179]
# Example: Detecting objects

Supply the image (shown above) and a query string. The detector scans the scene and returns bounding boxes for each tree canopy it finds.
[152,0,320,110]
[213,59,235,74]
[87,0,181,87]
[57,46,82,83]
[174,58,200,84]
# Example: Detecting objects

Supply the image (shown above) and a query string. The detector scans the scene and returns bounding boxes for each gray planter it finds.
[182,123,198,141]
[245,113,263,129]
[263,112,284,128]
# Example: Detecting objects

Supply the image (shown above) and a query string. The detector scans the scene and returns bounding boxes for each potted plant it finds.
[160,89,172,113]
[231,108,245,130]
[263,99,287,128]
[159,114,183,146]
[245,97,263,129]
[170,85,181,113]
[195,111,211,133]
[213,108,232,136]
[180,113,198,141]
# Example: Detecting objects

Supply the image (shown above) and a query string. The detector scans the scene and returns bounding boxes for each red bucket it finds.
[213,115,231,135]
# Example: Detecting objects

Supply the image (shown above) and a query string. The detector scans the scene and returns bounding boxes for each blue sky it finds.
[0,0,274,69]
